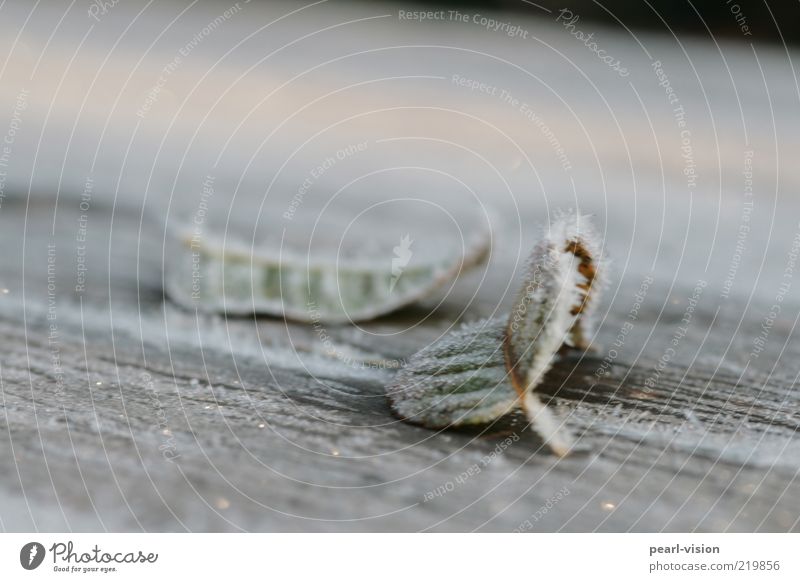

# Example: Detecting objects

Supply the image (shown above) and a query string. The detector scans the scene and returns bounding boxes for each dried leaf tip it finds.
[503,211,605,456]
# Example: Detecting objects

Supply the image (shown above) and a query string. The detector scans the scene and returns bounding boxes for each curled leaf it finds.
[163,185,493,323]
[388,212,605,456]
[503,212,603,456]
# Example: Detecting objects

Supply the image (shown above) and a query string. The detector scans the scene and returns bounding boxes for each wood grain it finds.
[0,0,799,531]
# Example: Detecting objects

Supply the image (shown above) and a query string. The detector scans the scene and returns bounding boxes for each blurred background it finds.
[410,0,800,43]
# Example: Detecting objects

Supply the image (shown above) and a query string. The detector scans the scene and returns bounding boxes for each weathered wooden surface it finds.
[1,0,800,531]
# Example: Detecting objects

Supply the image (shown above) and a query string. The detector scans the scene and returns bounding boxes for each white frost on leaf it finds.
[389,211,606,456]
[387,316,516,427]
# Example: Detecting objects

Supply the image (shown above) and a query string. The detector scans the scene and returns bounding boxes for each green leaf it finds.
[387,316,518,427]
[389,211,605,456]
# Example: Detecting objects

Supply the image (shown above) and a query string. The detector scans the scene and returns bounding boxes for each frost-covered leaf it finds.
[387,316,517,427]
[163,186,493,323]
[503,212,604,456]
[389,211,605,457]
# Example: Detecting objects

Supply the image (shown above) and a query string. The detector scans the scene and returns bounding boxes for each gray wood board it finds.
[0,0,799,531]
[1,195,798,532]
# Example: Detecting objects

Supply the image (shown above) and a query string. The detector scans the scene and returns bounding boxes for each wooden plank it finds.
[0,0,799,532]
